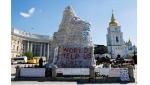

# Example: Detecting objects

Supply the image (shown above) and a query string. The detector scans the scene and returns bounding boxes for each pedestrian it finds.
[39,58,43,68]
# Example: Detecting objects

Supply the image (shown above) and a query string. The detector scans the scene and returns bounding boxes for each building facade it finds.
[125,39,137,56]
[106,12,137,59]
[11,28,52,60]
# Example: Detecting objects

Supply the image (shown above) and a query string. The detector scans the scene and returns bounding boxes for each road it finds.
[11,81,136,85]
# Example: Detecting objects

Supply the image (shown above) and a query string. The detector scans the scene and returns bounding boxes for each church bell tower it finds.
[106,10,127,58]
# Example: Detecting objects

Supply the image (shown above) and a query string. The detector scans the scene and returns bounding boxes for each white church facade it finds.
[106,11,136,59]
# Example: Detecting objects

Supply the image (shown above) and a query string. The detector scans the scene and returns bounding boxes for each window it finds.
[17,46,19,51]
[116,36,119,42]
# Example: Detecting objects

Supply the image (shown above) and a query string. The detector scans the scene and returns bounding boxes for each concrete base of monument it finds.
[14,68,135,83]
[13,64,135,83]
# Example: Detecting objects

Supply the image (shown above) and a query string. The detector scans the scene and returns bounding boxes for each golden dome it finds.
[109,10,118,26]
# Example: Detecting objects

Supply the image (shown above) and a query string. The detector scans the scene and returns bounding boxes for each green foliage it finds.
[96,56,110,65]
[22,51,33,59]
[115,55,125,65]
[103,63,110,68]
[94,45,108,54]
[132,51,137,64]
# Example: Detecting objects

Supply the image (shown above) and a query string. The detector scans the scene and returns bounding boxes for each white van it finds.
[11,56,27,64]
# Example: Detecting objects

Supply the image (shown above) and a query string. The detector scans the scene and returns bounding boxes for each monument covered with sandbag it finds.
[49,6,95,68]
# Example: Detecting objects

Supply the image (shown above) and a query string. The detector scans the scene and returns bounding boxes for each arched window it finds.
[116,36,119,42]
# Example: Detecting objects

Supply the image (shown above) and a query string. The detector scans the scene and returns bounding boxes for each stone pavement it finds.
[11,81,137,85]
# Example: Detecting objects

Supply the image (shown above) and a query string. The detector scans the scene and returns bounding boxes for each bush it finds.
[22,51,33,59]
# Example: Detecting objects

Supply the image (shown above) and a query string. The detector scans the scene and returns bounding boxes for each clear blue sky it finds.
[11,0,137,45]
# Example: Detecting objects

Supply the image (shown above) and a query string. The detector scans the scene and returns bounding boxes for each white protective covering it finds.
[56,68,89,75]
[95,68,110,76]
[20,68,45,77]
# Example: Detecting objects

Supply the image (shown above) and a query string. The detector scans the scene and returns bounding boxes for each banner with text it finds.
[56,47,93,68]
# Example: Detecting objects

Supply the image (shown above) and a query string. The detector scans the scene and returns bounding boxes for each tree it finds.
[96,57,100,65]
[115,55,124,65]
[132,50,137,64]
[94,45,108,54]
[96,56,110,65]
[23,51,33,59]
[105,56,111,63]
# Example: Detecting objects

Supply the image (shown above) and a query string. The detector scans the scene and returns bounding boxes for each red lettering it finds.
[74,48,77,53]
[84,48,89,53]
[77,48,81,53]
[75,53,80,58]
[86,53,92,58]
[64,48,69,53]
[69,48,73,53]
[63,53,70,58]
[70,54,74,59]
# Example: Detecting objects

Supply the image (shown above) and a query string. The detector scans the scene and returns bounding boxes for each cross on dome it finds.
[109,10,118,26]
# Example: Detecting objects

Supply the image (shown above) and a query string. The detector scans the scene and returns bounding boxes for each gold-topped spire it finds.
[128,37,131,43]
[109,10,118,26]
[111,10,115,21]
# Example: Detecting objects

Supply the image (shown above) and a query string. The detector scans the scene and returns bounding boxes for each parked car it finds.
[11,60,17,65]
[11,56,27,64]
